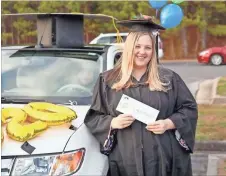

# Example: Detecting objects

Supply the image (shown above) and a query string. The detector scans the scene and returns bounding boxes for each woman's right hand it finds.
[111,114,135,129]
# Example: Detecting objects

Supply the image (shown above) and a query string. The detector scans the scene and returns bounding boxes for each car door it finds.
[106,45,123,70]
[222,46,226,63]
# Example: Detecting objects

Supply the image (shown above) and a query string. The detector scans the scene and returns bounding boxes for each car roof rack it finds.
[2,13,118,48]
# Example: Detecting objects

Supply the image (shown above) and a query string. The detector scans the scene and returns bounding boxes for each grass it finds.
[196,105,226,141]
[217,77,226,96]
[218,159,226,175]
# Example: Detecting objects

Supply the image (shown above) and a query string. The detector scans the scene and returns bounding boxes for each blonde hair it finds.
[108,32,168,92]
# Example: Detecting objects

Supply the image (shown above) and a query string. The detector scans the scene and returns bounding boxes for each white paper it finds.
[116,94,160,124]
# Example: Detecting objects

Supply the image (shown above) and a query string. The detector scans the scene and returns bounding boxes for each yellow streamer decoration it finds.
[111,17,124,44]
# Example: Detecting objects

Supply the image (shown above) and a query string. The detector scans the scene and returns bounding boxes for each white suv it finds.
[89,33,164,59]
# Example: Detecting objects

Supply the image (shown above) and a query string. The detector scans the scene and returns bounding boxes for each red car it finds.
[198,45,226,66]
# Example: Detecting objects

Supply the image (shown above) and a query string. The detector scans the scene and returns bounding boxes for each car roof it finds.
[1,45,112,55]
[99,33,129,36]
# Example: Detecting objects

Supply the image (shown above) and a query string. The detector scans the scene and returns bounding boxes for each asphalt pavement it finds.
[191,152,226,176]
[160,60,226,84]
[160,60,226,97]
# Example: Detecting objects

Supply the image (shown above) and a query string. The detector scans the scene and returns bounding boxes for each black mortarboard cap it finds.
[117,15,165,32]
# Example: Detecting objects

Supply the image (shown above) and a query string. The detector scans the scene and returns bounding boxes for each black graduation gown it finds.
[84,67,198,176]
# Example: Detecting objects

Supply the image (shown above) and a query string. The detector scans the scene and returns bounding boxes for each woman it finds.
[84,17,198,176]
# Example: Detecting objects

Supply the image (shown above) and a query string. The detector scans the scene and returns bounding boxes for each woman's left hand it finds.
[146,119,175,134]
[146,120,168,134]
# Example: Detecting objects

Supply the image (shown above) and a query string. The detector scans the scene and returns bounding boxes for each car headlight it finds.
[10,148,85,176]
[199,50,210,56]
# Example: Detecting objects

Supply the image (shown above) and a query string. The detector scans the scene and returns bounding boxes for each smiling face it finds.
[133,34,153,69]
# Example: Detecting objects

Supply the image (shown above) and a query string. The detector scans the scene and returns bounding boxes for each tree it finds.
[13,1,36,13]
[1,1,14,14]
[38,1,67,13]
[12,2,37,44]
[207,2,226,37]
[183,1,226,54]
[2,2,15,44]
[12,17,35,44]
[175,2,209,55]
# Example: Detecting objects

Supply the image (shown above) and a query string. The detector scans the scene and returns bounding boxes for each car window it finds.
[114,52,122,65]
[97,37,111,44]
[97,35,127,44]
[122,36,127,42]
[110,36,127,43]
[1,49,27,72]
[1,49,102,105]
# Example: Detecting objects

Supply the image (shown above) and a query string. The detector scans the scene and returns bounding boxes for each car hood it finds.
[1,103,90,157]
[208,46,224,51]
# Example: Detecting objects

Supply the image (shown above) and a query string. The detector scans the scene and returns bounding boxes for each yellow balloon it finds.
[1,102,77,143]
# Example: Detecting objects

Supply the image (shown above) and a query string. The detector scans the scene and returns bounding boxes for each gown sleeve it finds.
[169,72,198,153]
[84,73,114,146]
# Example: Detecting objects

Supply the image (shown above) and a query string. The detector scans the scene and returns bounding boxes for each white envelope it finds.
[116,94,159,125]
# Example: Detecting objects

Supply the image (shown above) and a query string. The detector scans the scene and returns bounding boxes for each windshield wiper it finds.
[1,97,47,104]
[2,97,25,103]
[61,100,78,106]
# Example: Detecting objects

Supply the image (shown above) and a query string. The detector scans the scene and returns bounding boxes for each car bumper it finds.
[197,55,209,63]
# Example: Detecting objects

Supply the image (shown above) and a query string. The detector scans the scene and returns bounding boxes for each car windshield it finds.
[1,48,102,105]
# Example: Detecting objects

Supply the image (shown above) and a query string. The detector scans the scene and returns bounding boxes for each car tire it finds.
[210,54,223,66]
